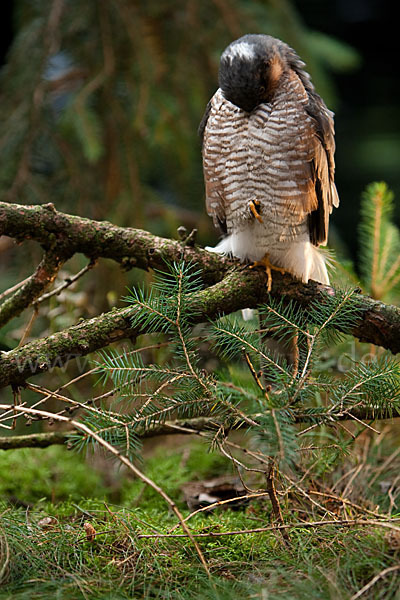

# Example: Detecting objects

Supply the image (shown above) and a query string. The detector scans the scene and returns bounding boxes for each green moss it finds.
[0,442,399,600]
[0,445,106,502]
[120,442,231,508]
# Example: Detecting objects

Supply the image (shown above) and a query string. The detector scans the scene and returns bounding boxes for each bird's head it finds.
[218,34,288,112]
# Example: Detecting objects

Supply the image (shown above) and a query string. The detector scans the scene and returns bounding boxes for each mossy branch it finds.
[0,248,72,328]
[0,201,230,284]
[0,431,68,450]
[1,201,400,390]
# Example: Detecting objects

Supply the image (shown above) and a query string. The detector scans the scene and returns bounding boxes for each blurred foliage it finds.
[358,182,400,302]
[332,182,400,304]
[0,445,106,503]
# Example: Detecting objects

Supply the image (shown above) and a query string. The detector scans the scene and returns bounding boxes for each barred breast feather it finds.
[201,67,339,285]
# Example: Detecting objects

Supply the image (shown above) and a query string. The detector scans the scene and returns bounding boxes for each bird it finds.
[199,34,339,292]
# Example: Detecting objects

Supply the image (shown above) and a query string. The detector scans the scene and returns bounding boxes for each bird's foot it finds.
[248,199,263,223]
[250,253,286,292]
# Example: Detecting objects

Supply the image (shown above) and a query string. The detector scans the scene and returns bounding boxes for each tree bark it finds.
[0,201,230,284]
[1,201,400,390]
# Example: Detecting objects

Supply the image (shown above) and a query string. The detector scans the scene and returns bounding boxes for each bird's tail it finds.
[305,244,331,285]
[281,241,331,286]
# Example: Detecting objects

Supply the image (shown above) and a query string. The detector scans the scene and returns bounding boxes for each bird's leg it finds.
[250,253,286,292]
[248,199,263,223]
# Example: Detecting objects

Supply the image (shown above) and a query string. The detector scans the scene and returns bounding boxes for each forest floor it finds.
[1,431,400,600]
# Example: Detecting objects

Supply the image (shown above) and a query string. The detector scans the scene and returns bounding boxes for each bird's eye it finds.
[259,85,266,93]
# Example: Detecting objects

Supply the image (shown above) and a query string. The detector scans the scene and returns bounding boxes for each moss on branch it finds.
[0,201,230,284]
[0,248,72,328]
[1,201,400,390]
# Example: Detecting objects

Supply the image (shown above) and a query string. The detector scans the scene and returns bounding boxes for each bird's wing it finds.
[305,91,339,246]
[199,93,228,235]
[198,99,212,144]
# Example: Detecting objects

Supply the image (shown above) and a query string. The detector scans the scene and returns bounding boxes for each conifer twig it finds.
[2,200,400,378]
[266,460,290,544]
[1,406,399,451]
[242,348,269,397]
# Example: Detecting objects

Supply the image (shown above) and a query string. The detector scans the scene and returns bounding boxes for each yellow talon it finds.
[250,253,287,292]
[249,199,263,223]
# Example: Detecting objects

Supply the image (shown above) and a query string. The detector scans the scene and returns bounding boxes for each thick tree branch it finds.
[0,431,68,450]
[0,201,230,284]
[1,202,400,390]
[0,306,135,388]
[0,418,212,450]
[1,266,400,388]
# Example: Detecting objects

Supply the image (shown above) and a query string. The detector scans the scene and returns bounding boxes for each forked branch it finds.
[1,201,400,391]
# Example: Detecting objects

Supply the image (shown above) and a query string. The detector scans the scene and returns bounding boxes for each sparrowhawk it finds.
[200,34,339,289]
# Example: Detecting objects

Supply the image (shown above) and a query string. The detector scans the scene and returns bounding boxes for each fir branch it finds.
[2,401,399,452]
[359,182,400,299]
[2,269,400,388]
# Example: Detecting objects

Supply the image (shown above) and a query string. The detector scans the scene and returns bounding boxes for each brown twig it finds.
[350,565,400,600]
[281,473,337,518]
[242,348,269,397]
[266,460,289,544]
[369,446,400,487]
[18,305,39,348]
[35,259,97,304]
[1,407,399,451]
[0,526,10,584]
[136,517,400,539]
[0,248,71,328]
[0,276,32,302]
[308,490,383,519]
